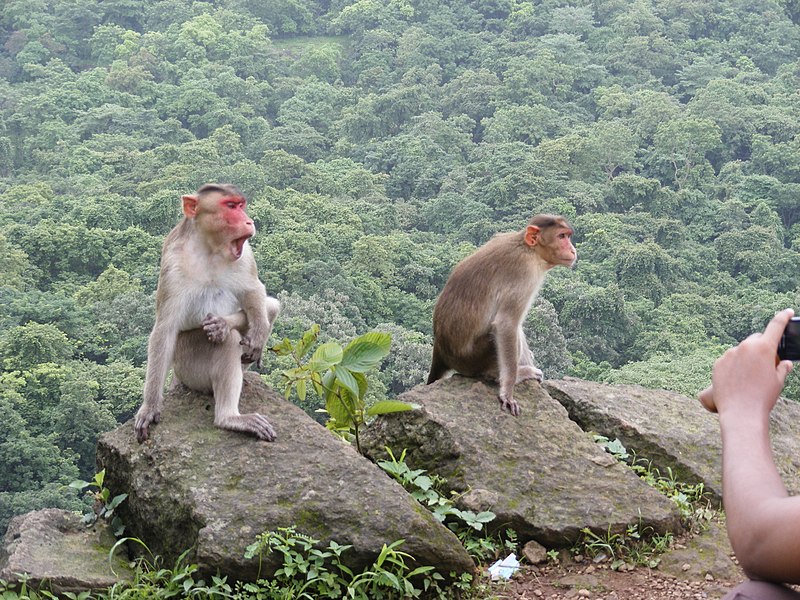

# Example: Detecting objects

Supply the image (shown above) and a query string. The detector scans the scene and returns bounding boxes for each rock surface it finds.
[544,378,724,500]
[8,374,800,595]
[95,372,473,581]
[361,376,682,547]
[0,508,132,594]
[544,377,800,500]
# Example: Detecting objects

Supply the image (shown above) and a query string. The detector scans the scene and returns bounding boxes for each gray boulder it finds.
[0,508,132,594]
[544,378,800,500]
[95,372,474,581]
[360,376,683,547]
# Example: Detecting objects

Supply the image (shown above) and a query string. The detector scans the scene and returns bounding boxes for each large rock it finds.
[0,508,132,594]
[544,378,800,501]
[361,376,682,547]
[95,373,474,581]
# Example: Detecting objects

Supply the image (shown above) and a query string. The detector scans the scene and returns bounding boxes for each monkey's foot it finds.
[498,394,521,416]
[218,413,276,442]
[203,313,230,343]
[516,365,543,383]
[134,408,161,443]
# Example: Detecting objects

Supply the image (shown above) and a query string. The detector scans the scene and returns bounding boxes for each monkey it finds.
[427,214,576,416]
[134,183,281,443]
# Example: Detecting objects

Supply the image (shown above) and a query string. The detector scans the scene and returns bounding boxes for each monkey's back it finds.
[433,231,538,356]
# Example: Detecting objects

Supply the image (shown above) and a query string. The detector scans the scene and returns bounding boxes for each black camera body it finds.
[778,317,800,361]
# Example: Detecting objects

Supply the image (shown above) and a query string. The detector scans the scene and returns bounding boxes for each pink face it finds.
[550,225,577,267]
[525,221,577,268]
[216,196,255,260]
[183,192,256,260]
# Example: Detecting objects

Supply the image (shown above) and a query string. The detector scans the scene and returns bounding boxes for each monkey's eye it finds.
[222,197,245,210]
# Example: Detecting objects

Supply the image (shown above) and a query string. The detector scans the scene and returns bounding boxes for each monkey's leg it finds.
[516,331,543,383]
[239,293,280,366]
[176,329,276,441]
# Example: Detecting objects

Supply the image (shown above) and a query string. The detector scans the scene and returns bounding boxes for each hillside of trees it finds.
[1,0,799,533]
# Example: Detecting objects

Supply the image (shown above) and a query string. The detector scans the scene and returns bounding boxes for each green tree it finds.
[1,322,74,371]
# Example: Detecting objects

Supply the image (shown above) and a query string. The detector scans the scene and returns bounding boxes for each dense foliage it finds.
[1,0,799,533]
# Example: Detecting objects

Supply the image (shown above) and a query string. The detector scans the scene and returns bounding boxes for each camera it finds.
[778,317,800,361]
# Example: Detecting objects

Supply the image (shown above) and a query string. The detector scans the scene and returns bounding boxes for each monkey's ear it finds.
[182,195,199,218]
[524,225,541,247]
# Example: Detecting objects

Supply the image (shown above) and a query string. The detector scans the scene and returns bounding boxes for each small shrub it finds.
[242,526,445,599]
[69,469,127,536]
[272,325,417,452]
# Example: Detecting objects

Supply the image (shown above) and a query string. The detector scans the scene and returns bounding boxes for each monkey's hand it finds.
[239,335,264,366]
[134,406,161,443]
[498,393,521,416]
[203,313,231,343]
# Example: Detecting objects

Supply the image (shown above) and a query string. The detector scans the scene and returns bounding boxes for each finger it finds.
[698,386,716,413]
[763,308,795,346]
[777,359,795,383]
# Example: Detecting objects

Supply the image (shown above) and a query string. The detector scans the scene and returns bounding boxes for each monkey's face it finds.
[551,226,577,267]
[529,224,577,268]
[200,193,256,261]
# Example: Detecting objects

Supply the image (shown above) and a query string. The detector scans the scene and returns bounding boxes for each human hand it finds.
[698,309,795,415]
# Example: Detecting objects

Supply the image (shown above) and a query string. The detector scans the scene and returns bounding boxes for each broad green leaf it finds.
[326,386,356,426]
[322,370,336,391]
[309,343,343,371]
[106,493,128,511]
[296,378,307,402]
[412,475,432,490]
[271,338,294,356]
[353,371,368,399]
[366,400,419,416]
[311,372,324,396]
[295,324,320,359]
[340,332,392,372]
[333,366,360,399]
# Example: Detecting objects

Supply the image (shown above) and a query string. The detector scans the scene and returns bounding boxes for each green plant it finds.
[578,435,718,568]
[102,541,234,600]
[593,435,713,524]
[242,526,444,599]
[69,469,127,536]
[272,325,417,453]
[0,574,88,600]
[376,448,511,564]
[576,523,664,570]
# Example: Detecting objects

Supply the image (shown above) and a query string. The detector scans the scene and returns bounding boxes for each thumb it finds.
[777,360,794,384]
[698,386,716,413]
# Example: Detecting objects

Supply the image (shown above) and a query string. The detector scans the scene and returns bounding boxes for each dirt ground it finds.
[483,525,745,600]
[493,560,738,599]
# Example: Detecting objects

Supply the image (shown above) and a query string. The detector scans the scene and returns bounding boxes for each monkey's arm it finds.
[136,316,179,442]
[493,316,522,416]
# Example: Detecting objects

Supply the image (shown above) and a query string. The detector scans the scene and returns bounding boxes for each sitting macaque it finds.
[135,183,280,442]
[427,214,577,416]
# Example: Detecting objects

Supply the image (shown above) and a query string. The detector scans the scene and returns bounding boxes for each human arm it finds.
[698,309,799,582]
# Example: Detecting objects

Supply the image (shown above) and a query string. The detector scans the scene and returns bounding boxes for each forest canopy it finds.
[1,0,799,532]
